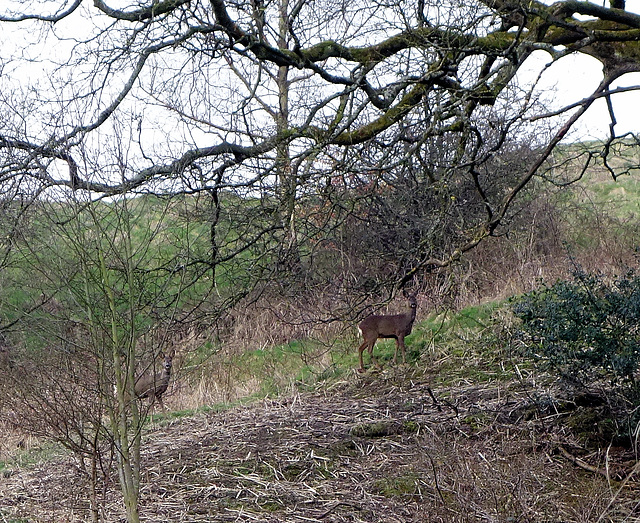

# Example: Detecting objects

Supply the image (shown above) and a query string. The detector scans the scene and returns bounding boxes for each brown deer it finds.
[134,349,175,411]
[356,293,417,373]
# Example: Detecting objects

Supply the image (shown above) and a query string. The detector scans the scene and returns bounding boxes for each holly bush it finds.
[512,270,640,402]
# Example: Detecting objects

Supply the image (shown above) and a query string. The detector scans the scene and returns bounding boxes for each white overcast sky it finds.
[527,51,640,140]
[0,0,639,145]
[526,0,640,141]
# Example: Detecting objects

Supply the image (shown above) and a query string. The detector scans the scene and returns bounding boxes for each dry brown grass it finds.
[2,367,639,522]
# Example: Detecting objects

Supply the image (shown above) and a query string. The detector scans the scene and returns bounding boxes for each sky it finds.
[525,0,640,141]
[527,51,640,141]
[1,1,639,147]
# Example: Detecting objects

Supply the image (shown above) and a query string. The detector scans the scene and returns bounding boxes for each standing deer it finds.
[356,293,417,373]
[134,349,175,411]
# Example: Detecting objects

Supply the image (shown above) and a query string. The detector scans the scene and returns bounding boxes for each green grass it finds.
[0,513,30,523]
[373,471,423,499]
[0,440,65,475]
[176,299,516,407]
[213,300,517,397]
[575,171,640,218]
[558,140,640,218]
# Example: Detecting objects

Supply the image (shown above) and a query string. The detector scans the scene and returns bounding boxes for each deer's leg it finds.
[394,336,406,364]
[368,341,382,370]
[393,338,400,364]
[357,340,368,372]
[141,394,153,415]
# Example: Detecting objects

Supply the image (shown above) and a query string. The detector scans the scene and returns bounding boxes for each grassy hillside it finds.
[2,142,640,521]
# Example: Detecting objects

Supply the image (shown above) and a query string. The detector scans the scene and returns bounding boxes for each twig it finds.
[558,446,608,478]
[426,387,442,412]
[596,460,640,523]
[317,500,362,519]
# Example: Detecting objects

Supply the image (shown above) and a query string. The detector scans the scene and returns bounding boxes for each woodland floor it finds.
[2,367,640,522]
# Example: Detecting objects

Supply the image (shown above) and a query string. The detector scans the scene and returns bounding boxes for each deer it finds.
[134,349,175,411]
[356,293,417,373]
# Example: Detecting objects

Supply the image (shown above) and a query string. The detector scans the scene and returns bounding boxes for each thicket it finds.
[512,268,640,411]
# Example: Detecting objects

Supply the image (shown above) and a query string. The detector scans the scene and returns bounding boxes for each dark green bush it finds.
[512,270,640,401]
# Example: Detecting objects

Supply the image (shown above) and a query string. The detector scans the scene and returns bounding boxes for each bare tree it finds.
[0,169,203,521]
[0,1,637,279]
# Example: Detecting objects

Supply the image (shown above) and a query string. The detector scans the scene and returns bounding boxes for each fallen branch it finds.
[558,446,608,478]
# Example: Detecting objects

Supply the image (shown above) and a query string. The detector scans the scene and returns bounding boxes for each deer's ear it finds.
[168,349,176,358]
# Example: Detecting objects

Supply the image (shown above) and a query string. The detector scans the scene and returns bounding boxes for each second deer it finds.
[134,349,175,411]
[356,293,417,373]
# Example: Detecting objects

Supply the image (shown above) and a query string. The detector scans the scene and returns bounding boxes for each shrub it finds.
[511,269,640,402]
